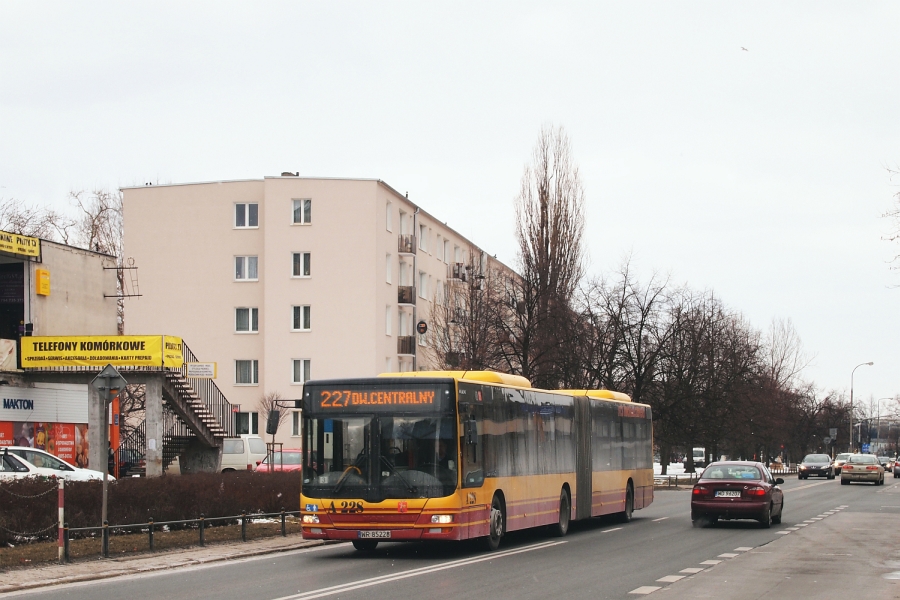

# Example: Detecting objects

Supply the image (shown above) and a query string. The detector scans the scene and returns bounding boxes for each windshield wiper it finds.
[380,455,417,496]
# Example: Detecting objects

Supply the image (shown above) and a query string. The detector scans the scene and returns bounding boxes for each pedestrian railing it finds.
[62,509,301,562]
[654,464,799,487]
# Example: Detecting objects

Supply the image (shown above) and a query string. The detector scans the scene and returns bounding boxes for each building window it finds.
[385,357,392,372]
[235,411,259,435]
[235,256,259,281]
[386,201,392,232]
[385,253,392,283]
[385,305,392,335]
[291,411,300,436]
[235,307,259,333]
[443,240,450,264]
[235,203,258,228]
[292,305,311,331]
[419,224,427,251]
[418,271,428,298]
[235,360,259,385]
[292,199,312,224]
[292,252,311,277]
[292,359,311,384]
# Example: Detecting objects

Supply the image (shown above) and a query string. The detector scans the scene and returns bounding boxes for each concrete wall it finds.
[29,242,118,336]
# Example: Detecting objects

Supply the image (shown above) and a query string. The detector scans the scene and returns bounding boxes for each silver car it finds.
[840,454,884,485]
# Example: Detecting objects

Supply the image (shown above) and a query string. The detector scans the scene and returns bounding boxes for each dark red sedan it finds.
[254,450,304,473]
[691,461,785,528]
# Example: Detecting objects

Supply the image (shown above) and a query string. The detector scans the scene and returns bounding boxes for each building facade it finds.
[123,176,510,448]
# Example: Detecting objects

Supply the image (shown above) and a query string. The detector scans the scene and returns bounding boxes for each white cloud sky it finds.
[2,2,898,406]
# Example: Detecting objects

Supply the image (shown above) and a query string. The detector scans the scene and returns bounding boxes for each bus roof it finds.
[554,389,633,403]
[379,370,533,389]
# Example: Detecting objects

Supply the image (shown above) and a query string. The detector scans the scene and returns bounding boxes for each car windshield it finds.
[702,465,762,480]
[835,454,851,461]
[878,456,890,462]
[847,455,877,464]
[262,452,302,465]
[802,454,830,463]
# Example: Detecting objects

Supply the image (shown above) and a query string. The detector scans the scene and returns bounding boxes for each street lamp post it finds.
[850,362,874,453]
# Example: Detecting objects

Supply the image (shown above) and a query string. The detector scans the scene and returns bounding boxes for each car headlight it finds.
[302,514,320,524]
[431,515,453,524]
[799,465,807,470]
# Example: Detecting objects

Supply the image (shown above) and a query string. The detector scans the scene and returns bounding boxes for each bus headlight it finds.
[431,515,453,524]
[303,514,320,524]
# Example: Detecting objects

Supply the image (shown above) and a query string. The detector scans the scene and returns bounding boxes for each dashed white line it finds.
[776,531,791,535]
[700,560,722,565]
[652,517,669,522]
[796,523,809,527]
[785,527,799,531]
[681,567,705,574]
[629,586,662,595]
[657,575,685,583]
[602,527,623,533]
[734,547,753,552]
[718,553,739,558]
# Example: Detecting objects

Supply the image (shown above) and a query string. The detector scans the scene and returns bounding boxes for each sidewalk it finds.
[0,534,333,595]
[657,510,900,599]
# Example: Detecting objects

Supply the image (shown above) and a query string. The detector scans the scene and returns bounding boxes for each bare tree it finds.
[257,391,289,434]
[763,317,812,390]
[427,246,502,371]
[496,124,586,388]
[0,197,74,242]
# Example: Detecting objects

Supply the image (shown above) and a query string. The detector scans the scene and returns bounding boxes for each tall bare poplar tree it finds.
[496,125,586,388]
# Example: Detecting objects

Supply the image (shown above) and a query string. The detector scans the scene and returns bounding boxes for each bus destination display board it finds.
[304,383,452,414]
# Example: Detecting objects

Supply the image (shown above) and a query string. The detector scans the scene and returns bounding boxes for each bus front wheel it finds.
[484,494,505,551]
[553,487,571,537]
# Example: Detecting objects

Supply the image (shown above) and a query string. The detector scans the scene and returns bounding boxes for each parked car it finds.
[5,446,110,481]
[0,450,51,480]
[220,435,267,472]
[254,449,304,472]
[834,453,852,474]
[798,453,835,479]
[893,460,900,479]
[840,454,884,485]
[691,461,784,528]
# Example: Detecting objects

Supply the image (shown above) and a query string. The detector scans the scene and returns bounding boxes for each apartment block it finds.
[122,175,509,446]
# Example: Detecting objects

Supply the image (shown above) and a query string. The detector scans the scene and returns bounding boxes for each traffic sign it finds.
[91,364,127,395]
[829,428,838,438]
[416,321,428,335]
[824,436,832,444]
[862,443,870,453]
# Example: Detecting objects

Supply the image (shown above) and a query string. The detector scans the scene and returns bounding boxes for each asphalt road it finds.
[7,475,900,600]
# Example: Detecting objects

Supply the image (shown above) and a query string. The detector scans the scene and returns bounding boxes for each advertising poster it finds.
[0,421,86,467]
[20,335,184,368]
[0,422,13,446]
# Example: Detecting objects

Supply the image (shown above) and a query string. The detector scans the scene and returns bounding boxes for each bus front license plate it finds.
[358,531,391,539]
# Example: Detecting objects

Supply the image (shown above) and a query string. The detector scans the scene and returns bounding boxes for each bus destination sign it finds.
[306,384,451,413]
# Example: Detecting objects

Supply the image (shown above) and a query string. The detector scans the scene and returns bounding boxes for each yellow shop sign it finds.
[21,335,184,368]
[0,230,41,259]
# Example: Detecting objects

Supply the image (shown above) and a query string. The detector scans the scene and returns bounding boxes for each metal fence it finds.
[62,509,301,562]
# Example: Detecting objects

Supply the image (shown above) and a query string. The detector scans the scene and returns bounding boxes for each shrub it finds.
[0,472,300,546]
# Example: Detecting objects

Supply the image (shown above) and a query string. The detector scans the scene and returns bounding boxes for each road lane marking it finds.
[803,519,815,523]
[629,586,662,595]
[681,567,705,573]
[776,531,791,534]
[700,560,721,565]
[785,527,799,531]
[602,527,623,533]
[796,523,808,526]
[785,481,831,493]
[271,540,567,600]
[718,553,738,558]
[657,575,685,583]
[734,547,753,552]
[652,517,669,522]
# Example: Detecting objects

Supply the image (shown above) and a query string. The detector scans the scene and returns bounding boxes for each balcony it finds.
[397,335,416,356]
[448,262,466,281]
[398,234,417,255]
[398,285,416,306]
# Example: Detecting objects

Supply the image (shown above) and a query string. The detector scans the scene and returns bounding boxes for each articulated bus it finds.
[299,371,653,551]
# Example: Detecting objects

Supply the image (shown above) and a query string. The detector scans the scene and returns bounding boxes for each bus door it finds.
[573,396,592,520]
[459,399,485,539]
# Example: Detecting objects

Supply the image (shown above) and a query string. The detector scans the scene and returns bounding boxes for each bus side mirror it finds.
[465,418,478,445]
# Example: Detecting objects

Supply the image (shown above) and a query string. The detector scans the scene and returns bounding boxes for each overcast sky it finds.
[2,2,899,408]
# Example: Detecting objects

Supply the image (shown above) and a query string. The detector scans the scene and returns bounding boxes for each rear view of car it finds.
[691,461,785,528]
[840,454,884,485]
[834,453,851,474]
[798,453,835,479]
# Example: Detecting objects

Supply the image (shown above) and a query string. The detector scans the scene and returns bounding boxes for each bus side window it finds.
[462,413,483,487]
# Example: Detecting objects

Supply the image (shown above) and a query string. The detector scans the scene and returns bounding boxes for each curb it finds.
[0,538,343,594]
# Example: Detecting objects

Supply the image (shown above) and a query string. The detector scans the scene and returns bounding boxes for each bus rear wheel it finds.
[352,540,378,552]
[553,487,571,537]
[484,494,505,551]
[617,483,634,523]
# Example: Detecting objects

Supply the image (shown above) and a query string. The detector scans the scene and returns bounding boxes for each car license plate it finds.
[358,530,391,539]
[715,490,741,497]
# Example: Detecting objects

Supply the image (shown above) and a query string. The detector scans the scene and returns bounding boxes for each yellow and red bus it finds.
[299,371,653,551]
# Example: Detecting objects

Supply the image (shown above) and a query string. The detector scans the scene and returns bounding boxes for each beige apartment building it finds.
[122,175,510,448]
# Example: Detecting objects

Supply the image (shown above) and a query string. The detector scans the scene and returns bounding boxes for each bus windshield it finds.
[302,414,457,501]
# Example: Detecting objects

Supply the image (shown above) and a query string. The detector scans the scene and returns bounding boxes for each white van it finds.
[220,435,267,472]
